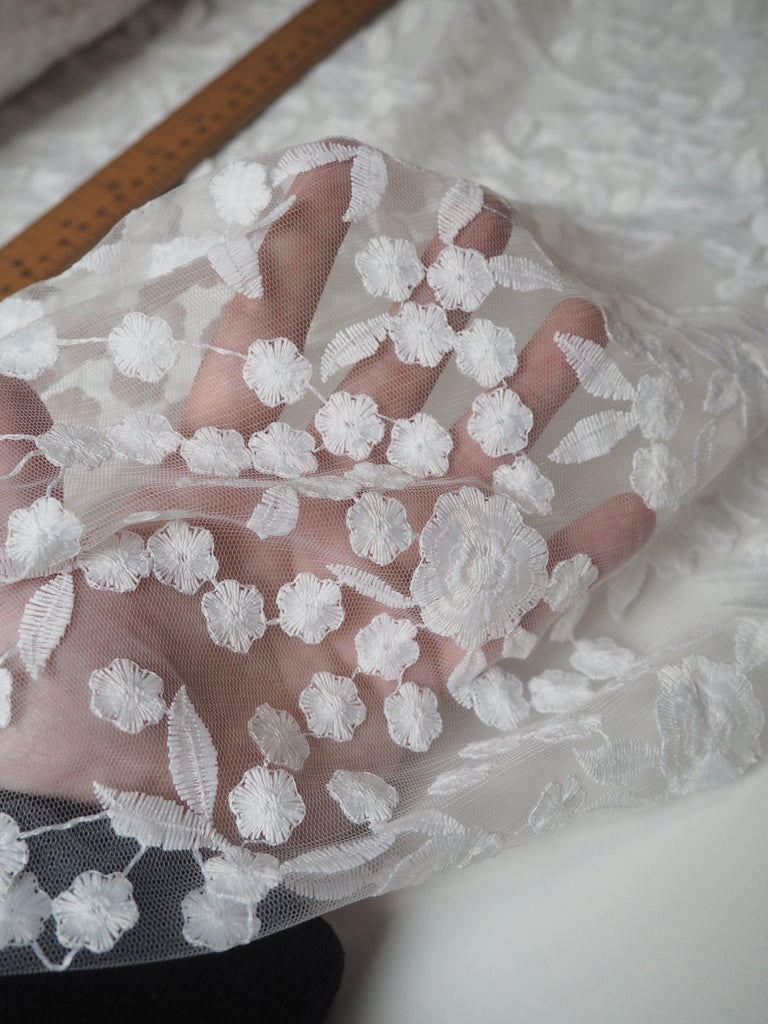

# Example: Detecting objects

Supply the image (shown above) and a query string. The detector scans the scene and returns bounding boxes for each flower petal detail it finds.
[148,520,218,594]
[469,667,529,730]
[315,392,384,461]
[89,658,166,734]
[247,705,310,771]
[181,427,251,477]
[5,496,82,576]
[493,457,554,515]
[228,766,306,845]
[546,554,599,612]
[107,412,182,464]
[630,444,685,511]
[426,246,493,311]
[387,413,452,478]
[468,388,533,458]
[454,319,517,387]
[276,573,344,644]
[78,532,151,592]
[107,313,178,383]
[355,614,419,680]
[0,814,27,896]
[243,338,312,406]
[388,303,454,367]
[327,771,398,825]
[299,673,367,741]
[201,579,266,653]
[384,682,443,752]
[181,888,258,952]
[36,424,109,469]
[248,422,317,478]
[346,491,413,566]
[355,236,424,301]
[210,159,271,224]
[53,872,138,954]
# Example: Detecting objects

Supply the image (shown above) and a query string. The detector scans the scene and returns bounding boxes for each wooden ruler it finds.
[0,0,395,299]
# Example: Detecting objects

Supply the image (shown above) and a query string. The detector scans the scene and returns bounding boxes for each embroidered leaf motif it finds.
[344,146,388,221]
[93,784,225,852]
[327,563,414,608]
[549,409,636,464]
[321,315,391,381]
[734,620,768,671]
[18,573,74,680]
[272,140,358,183]
[246,486,300,539]
[437,179,484,244]
[488,255,563,292]
[574,739,660,786]
[167,687,219,819]
[553,331,635,400]
[208,237,263,299]
[280,834,396,901]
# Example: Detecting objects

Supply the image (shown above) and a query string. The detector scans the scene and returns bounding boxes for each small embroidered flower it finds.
[346,491,413,566]
[89,658,166,733]
[528,670,593,713]
[276,573,344,644]
[468,388,534,458]
[470,667,529,731]
[426,245,494,311]
[201,579,266,653]
[355,236,424,301]
[0,814,27,895]
[107,312,178,383]
[632,375,684,441]
[529,776,586,832]
[327,770,398,825]
[203,849,280,906]
[546,554,599,613]
[0,668,10,728]
[210,159,271,224]
[52,871,139,953]
[107,412,182,464]
[355,614,419,680]
[384,682,443,752]
[147,520,218,594]
[299,672,367,741]
[229,766,306,845]
[0,873,51,949]
[493,457,555,515]
[0,296,43,337]
[454,319,517,387]
[315,392,385,461]
[630,444,684,511]
[243,338,312,406]
[36,424,110,469]
[247,704,309,771]
[78,532,151,592]
[248,422,317,478]
[0,321,59,380]
[387,413,452,478]
[5,496,82,575]
[180,426,251,477]
[182,888,257,951]
[388,303,454,367]
[411,487,548,649]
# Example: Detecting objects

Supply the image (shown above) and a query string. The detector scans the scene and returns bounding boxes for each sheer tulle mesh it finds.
[0,140,765,972]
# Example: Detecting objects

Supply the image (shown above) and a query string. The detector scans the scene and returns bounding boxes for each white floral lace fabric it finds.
[0,136,766,974]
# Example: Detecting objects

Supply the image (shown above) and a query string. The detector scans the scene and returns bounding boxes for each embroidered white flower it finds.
[0,668,10,728]
[78,532,151,592]
[387,413,452,477]
[243,338,312,406]
[426,245,494,311]
[384,682,443,752]
[0,815,27,895]
[248,422,317,478]
[276,573,344,644]
[657,655,765,795]
[0,321,59,380]
[201,579,266,653]
[0,873,51,949]
[327,770,398,825]
[36,424,110,469]
[529,775,586,832]
[299,673,367,741]
[493,456,555,515]
[355,614,419,680]
[632,374,684,441]
[454,319,517,387]
[468,388,534,458]
[107,412,182,464]
[247,704,309,771]
[346,491,413,566]
[229,766,306,845]
[411,487,549,649]
[89,658,166,733]
[470,667,529,730]
[182,888,257,951]
[0,296,43,336]
[147,520,218,594]
[388,302,454,367]
[630,443,684,511]
[107,312,178,383]
[315,392,384,461]
[203,849,280,906]
[210,159,271,224]
[355,236,424,300]
[546,554,599,612]
[181,427,251,477]
[5,496,82,575]
[53,871,138,953]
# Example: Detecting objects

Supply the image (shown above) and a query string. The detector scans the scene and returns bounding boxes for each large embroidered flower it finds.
[228,766,306,845]
[426,245,494,311]
[78,532,151,592]
[248,422,317,478]
[181,888,257,952]
[201,579,266,653]
[346,491,413,565]
[210,159,271,224]
[469,667,529,731]
[412,487,549,649]
[632,375,684,441]
[315,392,384,461]
[89,658,166,733]
[467,388,533,458]
[388,302,454,367]
[180,427,251,477]
[493,457,555,515]
[327,770,398,825]
[36,424,110,469]
[656,655,765,795]
[52,871,138,953]
[0,668,10,729]
[546,554,599,612]
[107,312,178,383]
[354,236,424,301]
[243,338,312,406]
[5,496,82,575]
[355,614,419,680]
[247,705,309,771]
[387,413,452,478]
[299,673,367,741]
[0,873,51,949]
[0,814,27,895]
[454,319,517,387]
[276,573,344,644]
[0,321,59,380]
[147,520,218,594]
[107,412,182,464]
[203,848,280,906]
[384,682,443,752]
[630,443,684,511]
